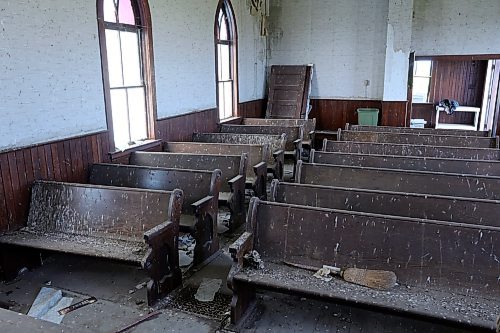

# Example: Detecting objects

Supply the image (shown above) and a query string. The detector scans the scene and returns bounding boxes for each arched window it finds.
[215,0,238,120]
[97,0,157,151]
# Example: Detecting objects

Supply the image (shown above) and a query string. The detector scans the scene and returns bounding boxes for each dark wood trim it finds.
[0,130,108,155]
[156,108,219,142]
[214,0,239,121]
[96,0,158,152]
[157,107,218,121]
[417,54,500,61]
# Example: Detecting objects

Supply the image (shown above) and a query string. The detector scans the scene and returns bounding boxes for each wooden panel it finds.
[0,131,110,232]
[381,101,407,127]
[309,99,382,131]
[238,99,266,118]
[156,108,218,142]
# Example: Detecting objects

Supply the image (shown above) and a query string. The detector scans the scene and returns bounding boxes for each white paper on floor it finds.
[27,287,74,324]
[194,278,222,303]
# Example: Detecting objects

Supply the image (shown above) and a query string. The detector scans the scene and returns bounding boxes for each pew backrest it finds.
[193,133,286,156]
[323,140,500,160]
[89,163,220,210]
[338,129,499,148]
[130,152,247,192]
[270,181,500,227]
[346,124,491,137]
[242,118,316,138]
[296,161,500,200]
[219,125,303,151]
[27,180,181,242]
[310,150,500,176]
[164,142,268,180]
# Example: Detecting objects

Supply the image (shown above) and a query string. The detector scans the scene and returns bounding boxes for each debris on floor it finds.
[27,287,74,324]
[114,310,161,333]
[195,279,222,303]
[217,208,232,234]
[313,267,333,282]
[244,250,264,269]
[179,234,196,267]
[58,296,97,315]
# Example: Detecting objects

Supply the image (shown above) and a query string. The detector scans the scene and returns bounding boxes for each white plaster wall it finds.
[0,0,106,151]
[151,0,267,118]
[383,0,414,101]
[268,0,389,99]
[232,0,267,102]
[412,0,500,56]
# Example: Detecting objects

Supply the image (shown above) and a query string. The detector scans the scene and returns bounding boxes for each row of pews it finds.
[0,118,315,309]
[227,124,500,332]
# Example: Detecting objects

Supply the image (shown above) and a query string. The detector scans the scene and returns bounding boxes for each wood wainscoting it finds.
[0,131,111,232]
[238,99,266,118]
[309,99,407,130]
[156,108,219,142]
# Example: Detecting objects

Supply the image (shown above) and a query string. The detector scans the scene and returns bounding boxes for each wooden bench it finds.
[228,198,499,331]
[219,124,303,163]
[346,123,492,137]
[337,129,499,148]
[270,181,500,227]
[323,140,500,160]
[130,151,247,230]
[295,161,500,200]
[310,150,500,176]
[0,181,182,305]
[241,118,316,147]
[164,142,267,199]
[89,163,221,266]
[193,133,286,180]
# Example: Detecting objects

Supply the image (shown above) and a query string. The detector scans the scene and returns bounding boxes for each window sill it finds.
[219,116,242,124]
[109,139,163,163]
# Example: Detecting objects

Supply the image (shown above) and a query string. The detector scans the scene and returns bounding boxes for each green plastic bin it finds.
[356,108,379,126]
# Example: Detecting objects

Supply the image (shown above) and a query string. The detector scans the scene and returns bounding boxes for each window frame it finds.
[97,0,158,151]
[214,0,239,121]
[412,60,433,104]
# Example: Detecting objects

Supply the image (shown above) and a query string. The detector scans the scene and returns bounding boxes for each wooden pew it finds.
[219,124,303,163]
[164,142,267,199]
[0,181,182,305]
[337,129,499,148]
[193,133,286,180]
[241,118,316,146]
[270,181,500,227]
[310,150,500,176]
[89,163,221,265]
[228,198,499,331]
[346,123,492,137]
[295,161,500,200]
[130,151,247,229]
[323,140,500,160]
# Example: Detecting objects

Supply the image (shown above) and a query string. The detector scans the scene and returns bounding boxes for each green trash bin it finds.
[356,108,379,126]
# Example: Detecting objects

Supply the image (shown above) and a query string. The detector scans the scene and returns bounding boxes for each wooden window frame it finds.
[97,0,158,152]
[214,0,239,121]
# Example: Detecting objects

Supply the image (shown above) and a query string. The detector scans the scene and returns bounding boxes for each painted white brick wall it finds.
[412,0,500,55]
[0,0,107,151]
[151,0,267,119]
[267,0,389,100]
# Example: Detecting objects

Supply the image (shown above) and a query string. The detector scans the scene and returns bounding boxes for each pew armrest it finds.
[252,162,267,200]
[229,231,254,267]
[272,150,285,180]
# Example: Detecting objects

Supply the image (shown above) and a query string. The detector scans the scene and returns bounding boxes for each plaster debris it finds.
[313,267,333,282]
[194,279,222,303]
[244,250,264,269]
